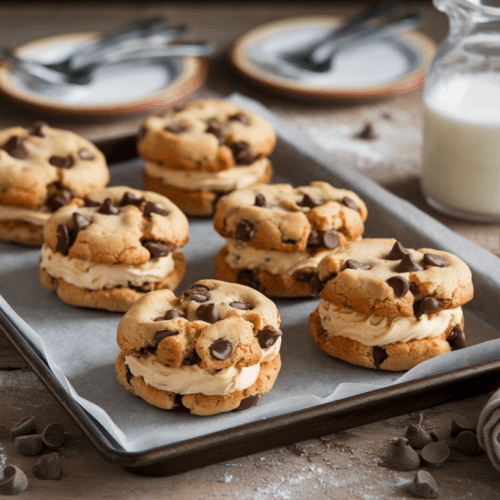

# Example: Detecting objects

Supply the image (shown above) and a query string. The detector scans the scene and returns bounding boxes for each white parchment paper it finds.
[1,94,500,453]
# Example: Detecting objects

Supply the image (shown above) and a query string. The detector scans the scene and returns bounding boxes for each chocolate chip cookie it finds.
[39,186,189,312]
[0,123,109,246]
[309,238,472,371]
[213,182,368,297]
[116,279,282,415]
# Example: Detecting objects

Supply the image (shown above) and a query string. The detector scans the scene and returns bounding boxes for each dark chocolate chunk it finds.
[183,350,201,366]
[307,230,323,248]
[406,414,434,450]
[140,345,156,355]
[421,441,449,469]
[323,231,340,249]
[228,112,250,125]
[234,394,260,411]
[424,253,450,268]
[173,394,189,412]
[42,423,65,449]
[387,438,420,471]
[119,191,143,207]
[257,328,282,349]
[184,286,209,302]
[84,198,101,207]
[126,367,133,385]
[205,118,225,144]
[0,465,28,495]
[154,330,179,344]
[72,212,91,232]
[189,283,210,292]
[49,155,74,169]
[196,303,219,324]
[10,416,36,439]
[209,339,233,360]
[342,196,357,211]
[56,224,71,255]
[142,240,171,259]
[448,325,466,350]
[165,122,188,134]
[46,189,72,212]
[395,254,424,273]
[373,346,388,369]
[32,452,61,480]
[430,431,439,442]
[451,415,477,436]
[78,148,95,161]
[293,270,316,283]
[230,141,256,165]
[155,309,184,321]
[97,198,120,215]
[230,301,253,310]
[30,121,48,137]
[410,283,420,297]
[386,276,409,297]
[415,298,440,318]
[355,122,376,140]
[409,470,439,499]
[144,201,169,218]
[237,269,260,290]
[346,259,371,270]
[297,194,322,209]
[137,126,147,140]
[236,219,256,242]
[310,272,336,296]
[387,241,410,260]
[15,434,43,456]
[254,193,269,208]
[2,136,28,159]
[456,430,481,456]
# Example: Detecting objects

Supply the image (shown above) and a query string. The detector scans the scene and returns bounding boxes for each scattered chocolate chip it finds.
[126,367,133,385]
[293,270,316,283]
[237,269,260,290]
[254,193,269,208]
[230,141,256,165]
[72,212,91,232]
[387,241,410,260]
[423,253,449,268]
[2,136,28,159]
[230,301,253,310]
[355,122,376,140]
[42,423,65,449]
[387,438,420,471]
[210,339,233,360]
[430,431,439,442]
[234,394,260,411]
[46,189,72,212]
[155,310,184,321]
[84,198,101,207]
[56,224,71,255]
[323,231,340,249]
[228,112,250,125]
[415,298,440,318]
[406,414,434,449]
[196,303,219,324]
[342,196,357,211]
[297,194,322,209]
[119,191,143,207]
[183,350,201,366]
[346,259,371,270]
[236,219,256,242]
[78,148,95,161]
[142,240,171,259]
[154,330,179,345]
[33,452,61,480]
[451,415,477,436]
[144,201,169,217]
[205,118,225,144]
[448,325,466,350]
[184,287,209,302]
[456,430,481,456]
[387,276,409,298]
[10,416,36,439]
[97,198,120,215]
[15,434,43,456]
[49,155,74,169]
[395,254,424,273]
[0,465,28,495]
[409,470,439,499]
[257,328,282,349]
[373,346,388,369]
[165,122,188,134]
[421,441,449,469]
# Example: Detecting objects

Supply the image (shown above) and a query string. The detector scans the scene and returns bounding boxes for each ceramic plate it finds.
[230,16,436,100]
[0,32,207,116]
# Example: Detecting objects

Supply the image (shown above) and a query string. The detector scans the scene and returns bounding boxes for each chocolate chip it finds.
[155,309,184,321]
[140,345,156,355]
[49,155,74,169]
[84,198,101,207]
[189,283,210,292]
[210,339,233,360]
[406,414,434,450]
[355,122,376,140]
[456,430,481,456]
[126,367,133,385]
[373,346,388,369]
[254,194,269,208]
[237,269,260,290]
[142,240,171,258]
[229,112,250,125]
[415,298,440,318]
[15,434,43,456]
[310,272,325,296]
[97,198,120,215]
[173,104,184,112]
[165,122,188,134]
[0,465,28,495]
[257,328,282,349]
[346,260,371,270]
[430,431,439,442]
[33,452,61,480]
[120,191,143,207]
[234,394,260,412]
[173,394,189,412]
[46,189,72,212]
[307,230,323,248]
[342,196,357,211]
[387,438,420,471]
[2,136,28,159]
[236,219,256,242]
[387,241,410,260]
[154,330,179,345]
[323,231,340,249]
[230,301,253,310]
[10,416,36,438]
[42,423,65,449]
[421,441,449,469]
[410,283,420,296]
[31,121,47,137]
[451,415,477,436]
[196,303,219,324]
[293,270,316,283]
[56,224,71,255]
[72,212,91,232]
[144,201,169,218]
[297,193,322,209]
[137,126,147,141]
[424,253,450,268]
[395,254,424,273]
[386,276,409,297]
[184,286,209,302]
[183,350,201,366]
[230,141,256,165]
[409,470,439,499]
[448,325,466,350]
[205,118,225,144]
[78,148,95,161]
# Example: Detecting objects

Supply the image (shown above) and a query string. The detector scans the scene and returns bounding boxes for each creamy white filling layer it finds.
[125,337,281,396]
[144,158,269,191]
[318,300,463,346]
[40,244,175,290]
[0,205,50,227]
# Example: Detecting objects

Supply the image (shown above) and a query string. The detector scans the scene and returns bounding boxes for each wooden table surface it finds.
[1,2,500,499]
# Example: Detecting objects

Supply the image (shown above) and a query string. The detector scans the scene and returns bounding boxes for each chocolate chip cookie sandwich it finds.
[0,122,109,246]
[39,186,188,312]
[116,279,282,415]
[309,238,473,371]
[213,182,367,298]
[138,99,276,216]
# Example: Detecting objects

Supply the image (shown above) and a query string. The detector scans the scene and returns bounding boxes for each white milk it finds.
[422,75,500,220]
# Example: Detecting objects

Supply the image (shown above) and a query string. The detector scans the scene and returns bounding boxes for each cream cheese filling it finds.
[225,239,331,276]
[144,158,269,191]
[40,244,175,290]
[125,337,281,396]
[0,204,50,227]
[318,300,463,346]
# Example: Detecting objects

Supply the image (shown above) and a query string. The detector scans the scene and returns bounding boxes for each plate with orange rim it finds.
[230,16,436,100]
[0,32,207,117]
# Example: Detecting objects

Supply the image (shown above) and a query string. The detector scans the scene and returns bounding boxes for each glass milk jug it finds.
[421,0,500,222]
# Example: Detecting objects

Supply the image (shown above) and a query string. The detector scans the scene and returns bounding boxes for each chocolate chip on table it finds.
[387,438,420,471]
[346,259,371,270]
[97,198,120,215]
[387,241,410,260]
[415,297,440,318]
[228,112,250,125]
[78,148,95,161]
[236,219,256,242]
[395,254,424,273]
[456,430,481,456]
[2,136,28,159]
[373,346,388,369]
[210,339,233,360]
[387,276,409,298]
[205,118,225,144]
[15,434,43,456]
[143,201,169,217]
[184,286,209,302]
[49,155,74,169]
[406,414,434,450]
[119,191,143,207]
[234,394,260,412]
[30,121,48,137]
[293,270,316,283]
[196,303,219,324]
[230,301,253,310]
[10,416,36,438]
[56,224,71,255]
[354,122,376,140]
[297,194,323,209]
[165,122,188,134]
[448,325,466,350]
[451,415,477,436]
[142,240,171,258]
[183,350,201,366]
[254,193,270,208]
[424,253,450,268]
[421,441,450,469]
[84,198,101,207]
[237,269,260,290]
[33,452,61,480]
[42,423,65,449]
[257,328,282,349]
[409,470,439,499]
[47,189,72,212]
[153,330,179,345]
[72,212,92,232]
[0,465,28,495]
[230,141,256,165]
[154,309,184,321]
[430,431,439,442]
